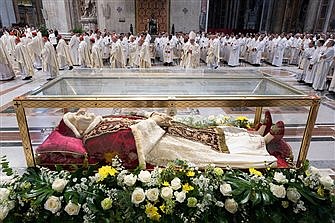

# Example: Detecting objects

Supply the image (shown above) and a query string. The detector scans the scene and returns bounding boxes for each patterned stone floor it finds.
[0,63,334,177]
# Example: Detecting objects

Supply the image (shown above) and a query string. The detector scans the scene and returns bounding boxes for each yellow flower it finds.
[145,203,161,221]
[98,166,118,181]
[317,186,325,197]
[162,181,170,186]
[159,204,166,213]
[182,183,194,193]
[186,171,195,177]
[236,116,248,121]
[249,168,262,177]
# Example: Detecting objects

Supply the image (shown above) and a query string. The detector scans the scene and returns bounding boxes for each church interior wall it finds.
[169,0,201,33]
[97,0,135,34]
[41,0,72,33]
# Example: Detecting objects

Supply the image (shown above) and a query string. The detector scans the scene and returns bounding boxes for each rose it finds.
[145,188,159,202]
[0,188,10,202]
[124,174,137,187]
[44,196,62,214]
[214,167,224,176]
[187,197,197,207]
[101,198,113,210]
[131,188,145,205]
[64,201,80,215]
[0,205,9,221]
[160,187,173,200]
[320,176,334,190]
[273,172,288,184]
[286,187,301,203]
[171,177,181,190]
[138,170,151,184]
[52,178,68,193]
[225,198,238,214]
[270,183,286,198]
[174,191,186,203]
[220,183,232,196]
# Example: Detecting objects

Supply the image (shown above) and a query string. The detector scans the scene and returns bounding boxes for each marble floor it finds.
[0,63,334,176]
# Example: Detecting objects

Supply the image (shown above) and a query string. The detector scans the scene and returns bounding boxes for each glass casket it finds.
[13,69,320,168]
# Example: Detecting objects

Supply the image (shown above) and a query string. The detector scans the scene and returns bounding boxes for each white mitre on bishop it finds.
[189,31,196,40]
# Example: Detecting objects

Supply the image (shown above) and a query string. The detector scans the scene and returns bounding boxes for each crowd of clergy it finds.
[0,26,335,93]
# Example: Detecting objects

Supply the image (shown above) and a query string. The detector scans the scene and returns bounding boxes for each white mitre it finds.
[189,31,196,40]
[63,111,103,138]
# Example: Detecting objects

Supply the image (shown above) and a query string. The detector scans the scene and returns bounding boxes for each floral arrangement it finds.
[0,157,334,223]
[173,115,252,129]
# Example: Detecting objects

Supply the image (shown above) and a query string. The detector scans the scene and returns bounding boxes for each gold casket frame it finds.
[13,69,320,168]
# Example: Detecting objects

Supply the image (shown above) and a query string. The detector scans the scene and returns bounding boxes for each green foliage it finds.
[0,158,334,223]
[38,25,49,37]
[71,27,84,34]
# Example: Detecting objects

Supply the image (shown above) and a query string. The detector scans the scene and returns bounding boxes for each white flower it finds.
[131,188,145,205]
[170,177,182,190]
[174,191,186,203]
[286,187,301,203]
[124,174,137,187]
[273,172,288,184]
[281,201,289,208]
[52,178,68,193]
[269,183,286,198]
[160,187,173,200]
[44,196,62,214]
[138,170,151,184]
[0,205,9,221]
[224,198,238,214]
[319,175,334,190]
[220,183,232,196]
[145,188,159,202]
[64,201,81,215]
[308,166,320,176]
[0,188,10,202]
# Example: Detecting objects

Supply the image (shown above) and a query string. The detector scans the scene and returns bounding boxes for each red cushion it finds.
[36,130,87,156]
[84,119,140,169]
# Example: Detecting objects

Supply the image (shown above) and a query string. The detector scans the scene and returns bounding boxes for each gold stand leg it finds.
[254,107,263,126]
[296,99,320,168]
[13,100,35,167]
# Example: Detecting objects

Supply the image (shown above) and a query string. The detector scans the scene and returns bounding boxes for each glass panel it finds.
[30,69,305,96]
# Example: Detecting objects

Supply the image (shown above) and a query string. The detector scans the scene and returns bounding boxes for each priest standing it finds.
[14,37,34,80]
[69,33,80,66]
[41,37,59,80]
[78,36,91,68]
[28,31,43,70]
[0,40,15,80]
[56,35,74,70]
[110,35,125,68]
[181,31,200,69]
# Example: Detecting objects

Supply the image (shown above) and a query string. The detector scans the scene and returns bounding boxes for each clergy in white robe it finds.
[56,37,73,70]
[328,57,335,93]
[139,37,152,68]
[272,35,286,67]
[181,32,200,69]
[69,33,80,66]
[14,37,34,80]
[312,40,335,90]
[296,42,315,82]
[110,36,125,68]
[28,32,43,70]
[206,35,220,68]
[289,35,302,65]
[228,38,240,67]
[91,39,103,68]
[41,37,59,80]
[128,36,138,68]
[0,40,15,80]
[163,39,174,65]
[303,40,325,84]
[78,36,91,68]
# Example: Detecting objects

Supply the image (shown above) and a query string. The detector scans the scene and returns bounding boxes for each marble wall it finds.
[42,0,72,33]
[0,0,16,27]
[96,0,135,34]
[170,0,201,33]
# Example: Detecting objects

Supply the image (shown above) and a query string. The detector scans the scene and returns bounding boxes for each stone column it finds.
[42,0,73,33]
[323,0,335,33]
[264,0,274,32]
[271,0,287,33]
[304,0,322,33]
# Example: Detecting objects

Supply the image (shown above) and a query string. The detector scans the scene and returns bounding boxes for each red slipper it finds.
[269,121,285,143]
